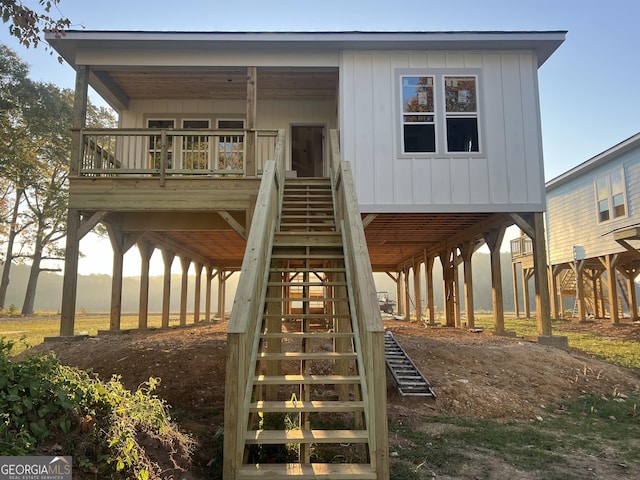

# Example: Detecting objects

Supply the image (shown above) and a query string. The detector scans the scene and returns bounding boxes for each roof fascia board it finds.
[47,30,566,67]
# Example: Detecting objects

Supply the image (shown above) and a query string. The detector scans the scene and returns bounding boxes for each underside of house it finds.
[47,31,566,479]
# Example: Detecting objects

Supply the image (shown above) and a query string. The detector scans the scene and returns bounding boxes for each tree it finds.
[1,1,70,49]
[17,83,73,314]
[0,44,35,309]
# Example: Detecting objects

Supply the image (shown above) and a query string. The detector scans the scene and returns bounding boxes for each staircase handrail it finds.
[223,129,285,478]
[329,129,389,478]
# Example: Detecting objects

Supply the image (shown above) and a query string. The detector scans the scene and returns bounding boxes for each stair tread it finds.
[258,351,356,360]
[237,463,376,479]
[262,313,351,318]
[265,297,348,302]
[246,429,369,444]
[261,332,354,339]
[250,400,365,412]
[254,374,360,385]
[266,281,347,287]
[270,268,346,273]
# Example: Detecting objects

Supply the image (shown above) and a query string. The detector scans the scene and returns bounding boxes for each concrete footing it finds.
[44,334,90,343]
[524,335,569,351]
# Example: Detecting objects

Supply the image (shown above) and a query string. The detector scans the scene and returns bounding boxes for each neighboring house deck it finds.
[47,30,565,479]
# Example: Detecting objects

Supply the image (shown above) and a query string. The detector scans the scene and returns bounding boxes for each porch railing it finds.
[75,128,280,178]
[510,236,533,259]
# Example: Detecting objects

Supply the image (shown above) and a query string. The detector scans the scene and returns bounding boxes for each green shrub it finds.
[0,338,194,479]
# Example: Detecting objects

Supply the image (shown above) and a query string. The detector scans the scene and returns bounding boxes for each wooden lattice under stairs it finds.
[235,178,378,479]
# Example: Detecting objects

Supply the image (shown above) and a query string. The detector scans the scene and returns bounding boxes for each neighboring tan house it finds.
[47,30,565,479]
[544,133,640,322]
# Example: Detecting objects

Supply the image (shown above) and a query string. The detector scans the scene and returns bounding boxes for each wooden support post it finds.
[424,254,435,325]
[625,268,638,321]
[549,266,559,319]
[512,262,520,318]
[218,271,229,320]
[453,249,461,327]
[70,65,88,176]
[602,254,620,324]
[194,263,203,324]
[245,66,257,177]
[413,261,422,323]
[439,249,456,327]
[532,212,552,335]
[137,240,154,330]
[460,242,475,329]
[522,267,531,319]
[179,257,191,326]
[403,266,411,321]
[59,66,89,336]
[571,260,586,321]
[161,248,175,328]
[60,210,81,336]
[484,226,507,333]
[397,270,405,317]
[107,227,126,331]
[205,267,216,322]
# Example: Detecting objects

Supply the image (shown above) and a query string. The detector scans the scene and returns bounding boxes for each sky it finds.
[2,0,639,276]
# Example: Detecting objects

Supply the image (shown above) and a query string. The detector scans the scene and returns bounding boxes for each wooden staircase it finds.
[235,178,377,479]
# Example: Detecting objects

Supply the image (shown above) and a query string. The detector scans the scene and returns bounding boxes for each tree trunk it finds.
[0,188,24,309]
[21,230,44,316]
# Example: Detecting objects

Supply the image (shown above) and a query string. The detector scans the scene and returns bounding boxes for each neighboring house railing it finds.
[74,128,280,178]
[510,236,533,259]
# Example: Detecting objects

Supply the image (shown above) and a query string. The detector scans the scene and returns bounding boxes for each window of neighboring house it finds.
[595,169,627,222]
[182,119,210,170]
[148,119,175,169]
[400,72,480,155]
[217,119,245,170]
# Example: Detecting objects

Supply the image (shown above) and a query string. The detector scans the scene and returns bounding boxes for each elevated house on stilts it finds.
[513,133,640,323]
[47,30,565,479]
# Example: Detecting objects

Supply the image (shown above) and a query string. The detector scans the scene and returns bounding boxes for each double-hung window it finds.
[217,119,245,170]
[595,169,627,222]
[400,70,481,155]
[182,119,210,170]
[148,119,174,169]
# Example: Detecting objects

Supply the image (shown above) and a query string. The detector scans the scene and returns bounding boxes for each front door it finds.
[291,126,324,177]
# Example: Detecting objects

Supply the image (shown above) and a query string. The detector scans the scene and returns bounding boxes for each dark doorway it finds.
[291,126,324,177]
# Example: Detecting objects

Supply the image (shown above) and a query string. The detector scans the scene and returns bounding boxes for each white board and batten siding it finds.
[339,50,546,214]
[546,136,640,265]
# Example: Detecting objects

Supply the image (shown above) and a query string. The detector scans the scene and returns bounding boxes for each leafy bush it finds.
[0,338,194,479]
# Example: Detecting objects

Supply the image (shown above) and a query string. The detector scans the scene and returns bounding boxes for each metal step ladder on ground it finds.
[384,331,436,398]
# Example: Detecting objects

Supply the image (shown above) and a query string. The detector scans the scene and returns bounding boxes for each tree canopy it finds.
[1,0,70,49]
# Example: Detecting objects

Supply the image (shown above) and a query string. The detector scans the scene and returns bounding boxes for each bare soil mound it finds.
[28,318,640,478]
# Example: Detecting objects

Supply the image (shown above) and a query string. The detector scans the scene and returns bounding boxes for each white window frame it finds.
[594,168,628,224]
[147,118,176,169]
[216,118,245,171]
[181,118,211,170]
[397,68,483,158]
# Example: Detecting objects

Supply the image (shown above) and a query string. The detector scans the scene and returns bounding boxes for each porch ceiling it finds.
[364,212,508,271]
[110,211,506,273]
[92,68,338,104]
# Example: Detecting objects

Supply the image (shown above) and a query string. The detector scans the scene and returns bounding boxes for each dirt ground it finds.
[29,317,640,479]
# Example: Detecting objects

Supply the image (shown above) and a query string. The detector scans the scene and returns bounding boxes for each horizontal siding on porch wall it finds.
[340,50,545,212]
